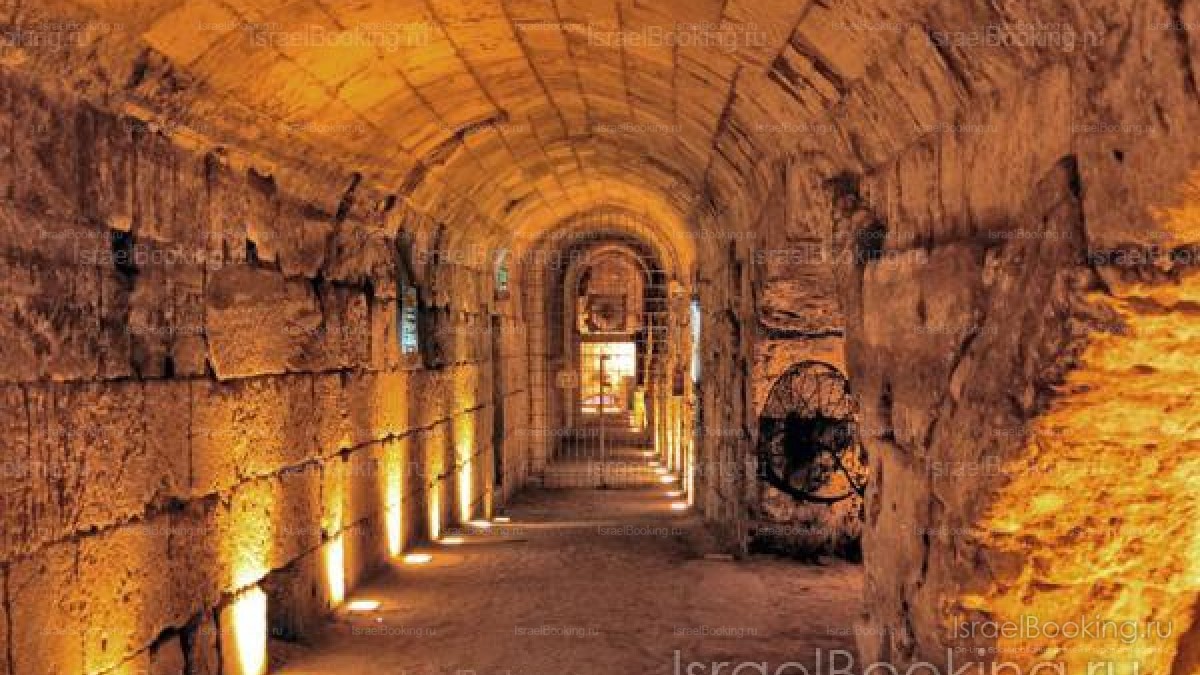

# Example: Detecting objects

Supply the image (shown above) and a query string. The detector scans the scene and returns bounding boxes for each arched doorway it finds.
[514,212,692,491]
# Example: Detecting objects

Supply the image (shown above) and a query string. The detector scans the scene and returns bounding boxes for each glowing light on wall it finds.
[963,171,1200,674]
[325,535,346,607]
[385,445,405,557]
[455,413,477,524]
[428,484,441,541]
[386,490,404,556]
[458,453,474,524]
[230,587,268,675]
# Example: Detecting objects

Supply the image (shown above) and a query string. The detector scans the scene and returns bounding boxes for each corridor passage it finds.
[275,484,862,675]
[3,1,1198,674]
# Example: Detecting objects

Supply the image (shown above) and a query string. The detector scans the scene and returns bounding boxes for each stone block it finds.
[133,129,180,247]
[77,523,174,674]
[314,373,354,456]
[220,467,322,589]
[343,443,385,529]
[96,265,137,379]
[0,242,107,382]
[149,634,187,675]
[218,587,269,675]
[370,297,401,370]
[0,567,7,675]
[204,266,324,379]
[277,198,332,279]
[10,520,181,675]
[204,158,251,270]
[10,76,80,217]
[261,549,328,644]
[344,372,384,446]
[244,169,281,264]
[191,376,317,495]
[373,369,412,438]
[335,369,418,445]
[183,612,221,675]
[859,243,982,449]
[0,68,14,201]
[306,284,372,371]
[321,455,347,537]
[164,503,225,618]
[341,518,387,595]
[77,103,135,231]
[0,385,30,563]
[4,381,185,558]
[8,539,82,675]
[962,66,1072,235]
[323,220,394,286]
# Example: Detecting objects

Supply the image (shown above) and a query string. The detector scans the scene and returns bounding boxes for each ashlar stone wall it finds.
[0,71,532,675]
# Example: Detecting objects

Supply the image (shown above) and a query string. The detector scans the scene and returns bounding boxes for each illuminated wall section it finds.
[963,174,1200,674]
[456,410,477,525]
[384,439,408,557]
[221,587,268,675]
[325,535,347,608]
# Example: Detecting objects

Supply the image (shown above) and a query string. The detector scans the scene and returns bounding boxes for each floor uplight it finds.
[346,600,381,612]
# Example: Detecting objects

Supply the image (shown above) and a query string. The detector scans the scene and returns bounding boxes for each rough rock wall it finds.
[795,7,1200,671]
[688,0,1199,669]
[692,202,756,546]
[0,72,530,675]
[745,168,864,559]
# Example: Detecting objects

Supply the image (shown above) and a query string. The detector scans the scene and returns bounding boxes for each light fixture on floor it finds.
[402,553,433,565]
[346,600,381,612]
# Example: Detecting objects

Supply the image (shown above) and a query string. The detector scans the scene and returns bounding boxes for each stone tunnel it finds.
[0,1,1197,674]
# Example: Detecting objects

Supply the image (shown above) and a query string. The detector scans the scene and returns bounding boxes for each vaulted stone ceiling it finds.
[13,0,944,251]
[13,0,1199,260]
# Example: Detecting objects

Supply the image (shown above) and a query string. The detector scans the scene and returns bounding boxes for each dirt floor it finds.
[274,486,864,675]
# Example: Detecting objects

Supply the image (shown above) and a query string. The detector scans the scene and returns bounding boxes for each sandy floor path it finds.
[275,486,863,675]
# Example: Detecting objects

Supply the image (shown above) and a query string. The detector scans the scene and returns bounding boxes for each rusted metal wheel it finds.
[757,361,867,504]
